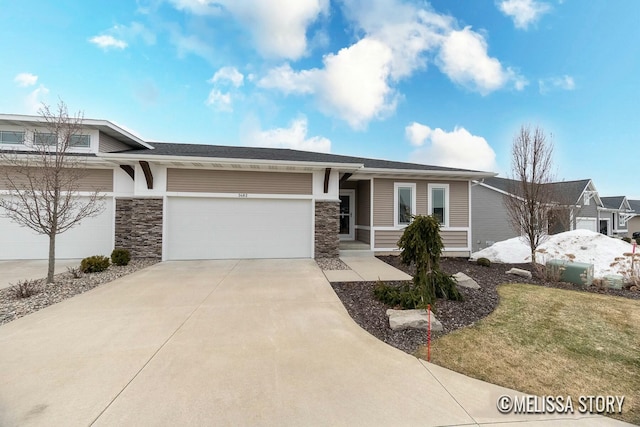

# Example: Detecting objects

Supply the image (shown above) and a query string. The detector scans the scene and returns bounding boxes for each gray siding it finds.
[167,169,312,195]
[99,132,130,153]
[471,184,519,253]
[357,180,370,226]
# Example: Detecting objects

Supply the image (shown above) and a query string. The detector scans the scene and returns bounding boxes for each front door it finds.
[339,190,355,240]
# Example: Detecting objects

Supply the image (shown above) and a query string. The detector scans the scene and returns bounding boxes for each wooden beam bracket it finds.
[139,161,153,189]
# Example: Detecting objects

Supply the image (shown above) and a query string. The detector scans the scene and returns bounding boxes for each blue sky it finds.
[1,0,639,197]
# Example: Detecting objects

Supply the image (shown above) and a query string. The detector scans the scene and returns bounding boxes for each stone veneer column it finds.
[115,198,163,258]
[314,200,339,258]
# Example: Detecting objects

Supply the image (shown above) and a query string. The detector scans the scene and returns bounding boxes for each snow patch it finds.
[471,230,636,278]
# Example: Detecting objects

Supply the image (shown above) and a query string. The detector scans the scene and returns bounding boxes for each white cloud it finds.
[437,27,525,95]
[498,0,551,30]
[259,38,397,130]
[25,85,50,114]
[205,89,233,112]
[168,28,215,60]
[258,0,524,128]
[169,0,329,60]
[539,75,575,93]
[113,22,157,45]
[407,123,497,171]
[244,116,331,152]
[14,73,38,87]
[89,35,128,50]
[210,66,244,87]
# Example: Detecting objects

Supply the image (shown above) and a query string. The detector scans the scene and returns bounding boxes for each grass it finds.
[417,283,640,424]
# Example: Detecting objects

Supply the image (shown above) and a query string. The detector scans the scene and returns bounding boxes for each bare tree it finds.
[0,101,105,283]
[504,125,556,265]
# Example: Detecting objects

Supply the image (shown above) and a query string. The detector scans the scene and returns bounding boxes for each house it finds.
[599,196,634,237]
[471,177,603,253]
[627,200,640,238]
[0,113,494,261]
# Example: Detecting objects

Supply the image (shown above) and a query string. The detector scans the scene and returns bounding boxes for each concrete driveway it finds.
[0,259,81,289]
[0,260,630,426]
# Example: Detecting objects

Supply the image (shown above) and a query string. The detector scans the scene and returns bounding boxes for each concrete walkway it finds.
[323,256,412,282]
[0,259,81,289]
[0,260,630,426]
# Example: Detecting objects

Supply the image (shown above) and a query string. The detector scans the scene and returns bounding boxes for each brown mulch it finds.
[330,256,640,355]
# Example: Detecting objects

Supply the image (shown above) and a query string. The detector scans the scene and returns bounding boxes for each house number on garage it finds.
[238,193,248,198]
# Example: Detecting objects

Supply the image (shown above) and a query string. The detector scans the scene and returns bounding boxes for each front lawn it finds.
[418,283,640,424]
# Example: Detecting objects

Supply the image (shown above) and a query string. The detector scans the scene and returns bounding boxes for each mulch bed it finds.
[331,256,640,355]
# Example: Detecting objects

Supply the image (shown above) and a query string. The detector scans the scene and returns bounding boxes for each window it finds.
[70,134,90,147]
[34,132,57,146]
[394,183,416,227]
[0,130,25,144]
[428,183,449,227]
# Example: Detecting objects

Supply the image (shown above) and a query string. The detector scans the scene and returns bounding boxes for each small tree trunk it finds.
[47,233,56,283]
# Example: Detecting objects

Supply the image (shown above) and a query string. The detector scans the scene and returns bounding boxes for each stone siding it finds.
[115,198,163,258]
[315,201,339,258]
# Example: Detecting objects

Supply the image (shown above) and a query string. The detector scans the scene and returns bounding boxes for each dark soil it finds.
[330,256,640,355]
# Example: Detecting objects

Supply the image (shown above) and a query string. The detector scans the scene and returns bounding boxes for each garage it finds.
[0,197,114,260]
[575,217,597,232]
[165,197,313,260]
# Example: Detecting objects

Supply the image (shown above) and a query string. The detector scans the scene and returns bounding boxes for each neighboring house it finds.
[599,196,634,237]
[471,177,602,253]
[627,199,640,238]
[0,113,494,261]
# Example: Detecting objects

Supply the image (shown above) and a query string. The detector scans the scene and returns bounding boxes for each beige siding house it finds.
[0,113,494,261]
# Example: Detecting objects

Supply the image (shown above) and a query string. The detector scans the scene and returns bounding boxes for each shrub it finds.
[10,279,40,299]
[476,257,491,267]
[67,266,83,279]
[622,237,632,244]
[80,255,111,273]
[374,280,421,309]
[636,237,640,246]
[395,215,462,307]
[111,248,131,266]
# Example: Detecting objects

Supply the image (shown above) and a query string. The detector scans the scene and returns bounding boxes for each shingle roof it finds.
[115,142,487,173]
[600,196,625,210]
[628,200,640,213]
[481,176,591,205]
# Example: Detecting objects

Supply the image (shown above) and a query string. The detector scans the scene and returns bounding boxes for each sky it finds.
[1,0,639,197]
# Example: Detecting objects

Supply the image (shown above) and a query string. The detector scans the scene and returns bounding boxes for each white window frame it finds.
[0,130,25,145]
[34,132,57,146]
[70,134,91,148]
[394,182,416,228]
[428,183,450,228]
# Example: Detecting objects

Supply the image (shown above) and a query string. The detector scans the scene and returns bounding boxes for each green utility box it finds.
[604,275,624,290]
[546,259,594,286]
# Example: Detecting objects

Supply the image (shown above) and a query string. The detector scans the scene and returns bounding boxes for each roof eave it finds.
[358,167,497,179]
[97,152,364,171]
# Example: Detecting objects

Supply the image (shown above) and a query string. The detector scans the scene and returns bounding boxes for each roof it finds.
[0,113,152,150]
[110,142,494,175]
[600,196,626,210]
[480,176,592,205]
[628,200,640,213]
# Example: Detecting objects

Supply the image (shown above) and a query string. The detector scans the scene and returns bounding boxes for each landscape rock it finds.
[506,268,532,279]
[453,272,480,289]
[386,309,443,332]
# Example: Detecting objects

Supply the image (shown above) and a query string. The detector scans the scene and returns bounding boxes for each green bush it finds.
[636,237,640,246]
[622,237,632,244]
[80,255,111,273]
[477,257,491,267]
[111,248,131,266]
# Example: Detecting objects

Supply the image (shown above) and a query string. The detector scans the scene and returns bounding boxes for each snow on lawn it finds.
[471,229,637,278]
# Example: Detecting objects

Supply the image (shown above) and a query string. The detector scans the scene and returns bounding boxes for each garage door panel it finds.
[576,218,597,232]
[0,197,114,260]
[167,197,312,260]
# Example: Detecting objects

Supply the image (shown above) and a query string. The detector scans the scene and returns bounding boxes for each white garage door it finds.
[166,197,313,260]
[0,197,114,260]
[576,217,597,232]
